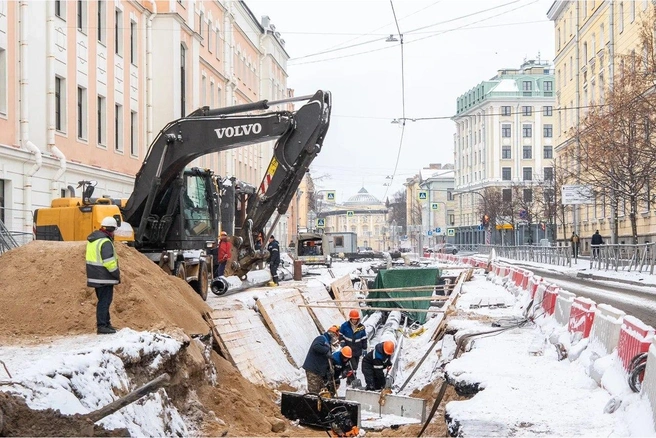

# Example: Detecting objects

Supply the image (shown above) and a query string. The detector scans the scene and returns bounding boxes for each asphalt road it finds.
[512,263,656,328]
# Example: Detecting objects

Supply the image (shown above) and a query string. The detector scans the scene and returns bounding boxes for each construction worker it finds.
[302,325,340,394]
[215,231,232,277]
[267,235,280,285]
[339,309,368,384]
[362,340,395,391]
[86,217,121,335]
[327,346,354,396]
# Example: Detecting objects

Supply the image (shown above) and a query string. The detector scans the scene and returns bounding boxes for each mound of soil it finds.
[0,241,211,339]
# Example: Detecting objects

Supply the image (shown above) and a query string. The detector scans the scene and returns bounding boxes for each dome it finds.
[344,187,382,205]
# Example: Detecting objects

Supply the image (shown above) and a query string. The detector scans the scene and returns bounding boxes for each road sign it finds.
[436,227,441,234]
[418,191,428,201]
[316,218,325,228]
[427,230,433,236]
[346,211,355,217]
[326,191,336,201]
[478,224,484,231]
[561,185,594,205]
[447,228,455,237]
[431,203,439,210]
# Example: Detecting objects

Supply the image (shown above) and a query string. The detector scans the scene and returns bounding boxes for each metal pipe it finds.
[211,269,272,296]
[146,1,157,144]
[46,0,66,193]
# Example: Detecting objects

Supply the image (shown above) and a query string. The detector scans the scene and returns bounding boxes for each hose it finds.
[628,352,648,393]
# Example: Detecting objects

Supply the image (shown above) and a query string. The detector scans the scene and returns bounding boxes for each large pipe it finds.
[146,1,157,144]
[211,268,272,296]
[46,0,66,194]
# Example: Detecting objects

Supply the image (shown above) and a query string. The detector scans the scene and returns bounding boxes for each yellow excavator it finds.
[33,91,332,300]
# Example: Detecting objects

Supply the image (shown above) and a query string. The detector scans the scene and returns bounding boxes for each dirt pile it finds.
[0,241,211,339]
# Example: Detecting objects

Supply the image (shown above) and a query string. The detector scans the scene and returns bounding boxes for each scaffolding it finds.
[0,218,19,254]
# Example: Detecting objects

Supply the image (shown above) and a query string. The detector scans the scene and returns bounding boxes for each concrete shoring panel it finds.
[211,303,298,385]
[301,284,345,333]
[256,288,320,367]
[331,274,357,318]
[345,388,426,422]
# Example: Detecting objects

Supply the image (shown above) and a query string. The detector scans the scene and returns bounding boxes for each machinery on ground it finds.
[294,232,332,268]
[34,90,332,300]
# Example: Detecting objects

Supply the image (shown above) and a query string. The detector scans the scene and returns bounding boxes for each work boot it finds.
[97,326,117,335]
[107,325,119,331]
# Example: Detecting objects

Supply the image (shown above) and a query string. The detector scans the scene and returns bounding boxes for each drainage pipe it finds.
[46,0,66,195]
[146,1,157,144]
[211,268,272,296]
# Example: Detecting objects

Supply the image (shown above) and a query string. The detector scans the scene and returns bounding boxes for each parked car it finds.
[434,243,459,255]
[357,246,374,255]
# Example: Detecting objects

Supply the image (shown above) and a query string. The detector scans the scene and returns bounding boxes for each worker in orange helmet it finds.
[339,309,368,385]
[327,346,354,396]
[362,340,395,391]
[303,325,340,394]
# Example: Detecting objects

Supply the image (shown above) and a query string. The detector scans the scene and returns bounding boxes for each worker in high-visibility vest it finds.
[86,217,121,335]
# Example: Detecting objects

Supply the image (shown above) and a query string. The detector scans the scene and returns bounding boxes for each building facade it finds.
[0,0,291,240]
[452,60,556,246]
[548,0,656,246]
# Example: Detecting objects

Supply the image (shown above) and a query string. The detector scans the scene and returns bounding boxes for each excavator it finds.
[33,90,332,300]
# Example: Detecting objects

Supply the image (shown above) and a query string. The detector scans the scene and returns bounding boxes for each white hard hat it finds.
[100,216,118,228]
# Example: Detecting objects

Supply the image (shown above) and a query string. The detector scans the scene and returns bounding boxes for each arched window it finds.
[180,44,186,117]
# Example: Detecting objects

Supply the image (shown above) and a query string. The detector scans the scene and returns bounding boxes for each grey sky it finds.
[248,0,555,203]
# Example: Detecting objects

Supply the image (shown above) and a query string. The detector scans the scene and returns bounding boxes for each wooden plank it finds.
[202,311,233,366]
[315,296,450,303]
[301,284,345,333]
[257,288,320,367]
[299,304,445,313]
[210,304,298,385]
[330,274,356,318]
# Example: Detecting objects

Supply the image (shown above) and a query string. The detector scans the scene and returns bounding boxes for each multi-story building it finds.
[547,0,656,245]
[404,163,455,251]
[0,0,291,240]
[317,188,389,251]
[452,60,556,245]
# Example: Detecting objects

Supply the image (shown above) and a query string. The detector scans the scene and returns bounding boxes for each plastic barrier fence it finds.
[554,289,576,326]
[542,286,559,315]
[639,338,656,426]
[617,315,655,371]
[588,304,626,356]
[567,297,597,339]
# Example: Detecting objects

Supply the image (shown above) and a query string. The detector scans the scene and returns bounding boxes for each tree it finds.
[474,187,503,245]
[386,190,407,232]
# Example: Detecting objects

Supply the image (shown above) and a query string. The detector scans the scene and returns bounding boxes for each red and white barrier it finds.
[567,297,596,339]
[588,304,626,356]
[617,315,655,371]
[554,289,576,326]
[542,285,559,315]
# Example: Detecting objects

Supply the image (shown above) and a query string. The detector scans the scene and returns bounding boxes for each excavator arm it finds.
[121,90,331,279]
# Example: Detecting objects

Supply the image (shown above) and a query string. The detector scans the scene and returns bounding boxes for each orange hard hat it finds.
[349,309,360,319]
[220,231,227,237]
[327,325,340,335]
[383,340,395,355]
[341,346,353,359]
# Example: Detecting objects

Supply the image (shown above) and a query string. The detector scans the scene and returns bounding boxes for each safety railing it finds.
[590,243,656,274]
[477,244,572,267]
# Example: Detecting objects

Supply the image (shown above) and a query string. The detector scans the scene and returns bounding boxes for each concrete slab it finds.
[331,274,357,318]
[345,388,426,422]
[301,283,346,333]
[210,302,298,385]
[256,288,320,367]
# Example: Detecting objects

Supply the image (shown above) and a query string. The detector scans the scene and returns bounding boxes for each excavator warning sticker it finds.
[259,157,279,194]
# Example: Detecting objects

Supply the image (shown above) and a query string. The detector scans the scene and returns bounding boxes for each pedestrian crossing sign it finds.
[326,191,336,201]
[418,191,428,201]
[316,218,325,228]
[347,211,355,217]
[447,228,455,237]
[431,203,439,210]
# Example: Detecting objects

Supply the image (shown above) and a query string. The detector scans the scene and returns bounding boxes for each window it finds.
[523,189,533,203]
[54,77,63,129]
[501,106,511,116]
[130,111,138,156]
[502,124,511,137]
[543,124,553,137]
[544,167,554,181]
[97,95,106,145]
[502,145,511,159]
[522,106,532,116]
[447,189,454,201]
[502,188,512,203]
[199,12,204,44]
[180,45,186,118]
[77,0,85,31]
[522,81,532,96]
[55,0,65,19]
[115,104,123,151]
[502,167,511,181]
[0,180,4,224]
[201,76,207,106]
[130,21,137,65]
[630,0,635,22]
[522,124,532,138]
[619,2,624,32]
[523,167,533,181]
[0,49,6,115]
[544,81,553,96]
[97,0,105,43]
[543,106,553,116]
[115,9,123,56]
[523,145,532,159]
[543,146,553,159]
[77,87,87,139]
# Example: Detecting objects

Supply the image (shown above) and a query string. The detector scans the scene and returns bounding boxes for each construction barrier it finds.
[554,289,576,327]
[588,304,626,356]
[617,315,655,371]
[542,285,559,315]
[639,338,656,427]
[520,271,530,290]
[567,297,596,339]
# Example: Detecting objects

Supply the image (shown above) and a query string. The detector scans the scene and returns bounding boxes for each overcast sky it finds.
[248,0,555,203]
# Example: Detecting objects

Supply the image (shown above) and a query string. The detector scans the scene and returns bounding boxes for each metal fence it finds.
[0,229,33,255]
[478,244,573,267]
[590,243,656,274]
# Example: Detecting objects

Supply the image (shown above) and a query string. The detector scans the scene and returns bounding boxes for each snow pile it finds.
[0,329,187,436]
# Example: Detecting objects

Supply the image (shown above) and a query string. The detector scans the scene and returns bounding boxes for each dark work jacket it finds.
[302,333,332,377]
[339,321,368,358]
[331,351,351,379]
[591,233,603,245]
[362,342,392,373]
[268,239,280,266]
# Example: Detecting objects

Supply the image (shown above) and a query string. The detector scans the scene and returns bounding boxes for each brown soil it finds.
[0,241,211,340]
[0,391,129,437]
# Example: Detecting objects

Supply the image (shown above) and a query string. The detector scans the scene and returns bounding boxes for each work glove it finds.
[346,371,354,378]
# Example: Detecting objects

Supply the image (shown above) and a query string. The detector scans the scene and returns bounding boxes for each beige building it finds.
[0,0,291,240]
[452,60,556,245]
[548,0,656,245]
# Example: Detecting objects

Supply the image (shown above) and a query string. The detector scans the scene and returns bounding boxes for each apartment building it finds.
[548,0,656,245]
[0,0,290,239]
[452,60,556,245]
